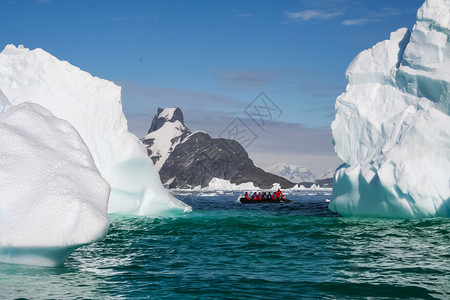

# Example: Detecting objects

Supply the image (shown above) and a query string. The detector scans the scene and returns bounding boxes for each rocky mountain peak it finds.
[148,107,186,134]
[141,107,296,189]
[141,107,191,170]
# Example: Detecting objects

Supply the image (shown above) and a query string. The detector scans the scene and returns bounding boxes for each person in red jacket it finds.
[244,192,250,200]
[271,192,277,200]
[276,189,283,199]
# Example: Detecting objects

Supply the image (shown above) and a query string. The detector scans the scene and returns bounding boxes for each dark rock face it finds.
[316,177,333,187]
[141,136,155,156]
[159,132,295,189]
[143,107,332,189]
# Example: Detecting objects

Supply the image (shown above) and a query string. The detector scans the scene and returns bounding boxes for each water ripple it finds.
[1,191,449,299]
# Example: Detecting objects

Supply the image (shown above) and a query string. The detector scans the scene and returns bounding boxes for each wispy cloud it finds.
[286,3,403,26]
[125,108,341,175]
[290,67,345,98]
[112,16,147,22]
[244,119,341,175]
[285,10,343,22]
[341,18,368,26]
[172,110,341,175]
[119,81,245,136]
[296,80,344,98]
[120,81,243,109]
[36,0,52,3]
[119,79,341,175]
[372,7,402,18]
[342,7,401,26]
[216,69,294,90]
[236,13,252,18]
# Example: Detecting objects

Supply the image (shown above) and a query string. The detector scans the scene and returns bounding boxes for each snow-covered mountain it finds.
[265,163,316,183]
[141,107,191,170]
[142,108,295,189]
[319,169,335,180]
[329,0,450,218]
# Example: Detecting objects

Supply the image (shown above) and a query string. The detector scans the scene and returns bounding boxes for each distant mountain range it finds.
[264,163,316,183]
[142,107,334,189]
[318,169,335,180]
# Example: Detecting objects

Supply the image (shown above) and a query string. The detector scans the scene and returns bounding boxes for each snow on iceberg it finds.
[0,89,9,113]
[0,102,110,266]
[204,178,259,191]
[329,0,450,218]
[0,45,191,216]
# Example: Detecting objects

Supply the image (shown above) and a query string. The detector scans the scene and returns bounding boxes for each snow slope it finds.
[142,107,191,170]
[329,0,450,218]
[319,169,335,180]
[265,163,316,183]
[202,178,259,191]
[0,45,191,216]
[0,89,9,113]
[0,102,110,266]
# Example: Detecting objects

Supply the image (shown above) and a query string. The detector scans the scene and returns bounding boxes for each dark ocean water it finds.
[1,191,449,299]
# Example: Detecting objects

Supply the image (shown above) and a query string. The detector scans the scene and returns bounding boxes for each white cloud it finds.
[236,14,252,18]
[341,18,368,26]
[119,81,244,136]
[341,7,401,26]
[285,10,343,22]
[216,69,294,90]
[112,16,146,22]
[119,80,243,109]
[285,4,402,26]
[187,115,341,176]
[244,119,342,176]
[125,108,341,175]
[118,80,341,175]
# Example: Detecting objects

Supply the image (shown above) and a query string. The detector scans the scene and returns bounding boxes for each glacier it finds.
[0,45,191,216]
[0,102,110,266]
[329,0,450,218]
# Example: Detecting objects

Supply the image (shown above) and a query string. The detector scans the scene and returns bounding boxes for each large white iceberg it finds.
[329,0,450,218]
[0,45,191,216]
[0,101,110,266]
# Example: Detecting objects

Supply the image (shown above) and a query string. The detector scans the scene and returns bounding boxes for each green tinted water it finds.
[1,191,449,299]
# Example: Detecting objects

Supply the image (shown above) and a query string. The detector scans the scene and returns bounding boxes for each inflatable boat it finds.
[239,198,291,204]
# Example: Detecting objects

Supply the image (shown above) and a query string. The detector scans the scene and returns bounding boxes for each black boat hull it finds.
[239,198,291,204]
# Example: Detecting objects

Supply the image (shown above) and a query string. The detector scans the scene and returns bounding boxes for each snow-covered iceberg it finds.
[0,45,191,216]
[0,101,110,266]
[329,0,450,218]
[203,178,259,191]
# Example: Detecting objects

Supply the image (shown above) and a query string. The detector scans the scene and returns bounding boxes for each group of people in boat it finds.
[243,189,285,201]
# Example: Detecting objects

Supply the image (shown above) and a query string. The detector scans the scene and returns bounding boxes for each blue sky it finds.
[0,0,424,175]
